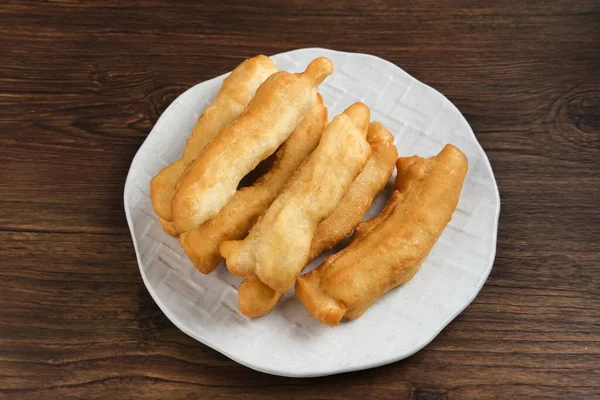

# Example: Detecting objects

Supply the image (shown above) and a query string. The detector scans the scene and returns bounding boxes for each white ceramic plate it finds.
[124,48,500,377]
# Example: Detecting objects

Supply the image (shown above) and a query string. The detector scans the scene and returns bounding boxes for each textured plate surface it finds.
[124,48,500,377]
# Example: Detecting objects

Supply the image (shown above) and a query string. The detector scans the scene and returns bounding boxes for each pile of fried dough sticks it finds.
[150,55,468,326]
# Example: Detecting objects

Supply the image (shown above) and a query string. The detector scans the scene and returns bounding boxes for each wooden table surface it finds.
[2,1,599,399]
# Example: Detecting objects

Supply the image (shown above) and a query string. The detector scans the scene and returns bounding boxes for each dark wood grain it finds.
[1,0,599,398]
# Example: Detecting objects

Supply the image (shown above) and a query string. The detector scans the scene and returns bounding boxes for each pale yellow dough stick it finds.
[171,57,334,233]
[295,144,468,326]
[308,122,398,261]
[220,103,372,318]
[150,55,277,232]
[179,97,328,274]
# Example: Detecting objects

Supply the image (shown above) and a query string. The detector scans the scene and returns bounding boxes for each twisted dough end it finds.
[304,57,334,85]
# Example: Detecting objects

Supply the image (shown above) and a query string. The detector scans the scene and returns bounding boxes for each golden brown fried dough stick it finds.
[172,58,334,233]
[220,103,372,317]
[179,97,328,274]
[295,145,468,326]
[150,55,278,231]
[308,122,398,260]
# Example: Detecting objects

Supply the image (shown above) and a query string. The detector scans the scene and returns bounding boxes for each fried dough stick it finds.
[172,57,334,233]
[221,103,372,317]
[296,144,468,326]
[308,122,398,260]
[179,97,328,274]
[150,55,278,235]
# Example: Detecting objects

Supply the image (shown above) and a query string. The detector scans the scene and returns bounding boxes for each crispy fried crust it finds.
[171,57,334,233]
[308,122,398,260]
[178,97,328,274]
[220,103,372,317]
[295,144,468,326]
[150,55,277,231]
